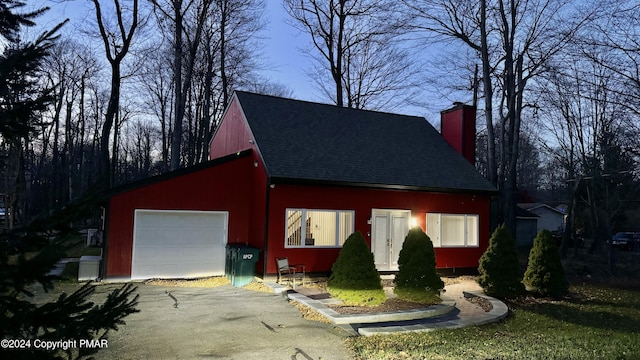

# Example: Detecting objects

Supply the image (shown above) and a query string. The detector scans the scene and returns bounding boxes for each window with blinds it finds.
[426,213,479,248]
[285,209,354,248]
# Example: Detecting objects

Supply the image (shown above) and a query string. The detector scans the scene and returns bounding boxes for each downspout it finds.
[262,178,272,277]
[100,204,109,280]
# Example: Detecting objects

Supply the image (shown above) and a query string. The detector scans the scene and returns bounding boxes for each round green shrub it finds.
[523,229,568,297]
[327,232,385,306]
[394,227,444,300]
[477,224,525,298]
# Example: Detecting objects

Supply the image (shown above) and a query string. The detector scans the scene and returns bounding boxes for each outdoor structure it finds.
[515,206,540,247]
[103,92,496,280]
[517,203,566,234]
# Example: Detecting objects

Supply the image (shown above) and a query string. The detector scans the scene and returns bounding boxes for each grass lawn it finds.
[347,284,640,359]
[59,240,102,281]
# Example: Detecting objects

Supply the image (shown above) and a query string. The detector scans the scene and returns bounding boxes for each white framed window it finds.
[426,213,479,248]
[285,209,354,248]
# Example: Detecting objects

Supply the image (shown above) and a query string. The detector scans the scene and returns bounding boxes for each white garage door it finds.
[132,210,228,280]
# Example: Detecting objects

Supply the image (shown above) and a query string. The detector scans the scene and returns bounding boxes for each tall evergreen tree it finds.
[0,3,139,359]
[0,1,66,226]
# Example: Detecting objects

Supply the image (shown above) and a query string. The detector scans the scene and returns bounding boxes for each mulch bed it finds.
[466,295,493,312]
[328,297,435,314]
[302,276,490,315]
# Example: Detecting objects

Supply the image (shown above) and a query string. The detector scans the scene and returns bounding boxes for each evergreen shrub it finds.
[523,229,568,297]
[327,232,385,306]
[477,224,525,298]
[394,227,443,303]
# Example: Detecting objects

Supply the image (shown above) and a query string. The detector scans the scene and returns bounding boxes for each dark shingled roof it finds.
[234,91,496,193]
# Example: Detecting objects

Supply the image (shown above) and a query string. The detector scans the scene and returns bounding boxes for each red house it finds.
[103,92,496,280]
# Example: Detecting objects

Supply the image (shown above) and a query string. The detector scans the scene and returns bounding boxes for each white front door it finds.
[371,209,410,271]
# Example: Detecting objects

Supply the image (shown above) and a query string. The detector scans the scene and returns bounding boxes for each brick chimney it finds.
[440,103,476,165]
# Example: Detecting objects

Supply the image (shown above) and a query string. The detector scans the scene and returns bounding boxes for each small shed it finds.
[518,203,566,234]
[515,207,539,247]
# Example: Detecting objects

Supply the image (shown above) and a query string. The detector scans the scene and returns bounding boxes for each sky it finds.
[260,2,314,100]
[34,1,319,98]
[32,0,446,122]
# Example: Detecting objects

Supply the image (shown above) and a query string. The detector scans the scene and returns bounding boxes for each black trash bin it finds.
[230,245,260,287]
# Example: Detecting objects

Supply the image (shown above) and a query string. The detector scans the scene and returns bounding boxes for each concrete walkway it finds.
[46,258,79,276]
[271,279,509,336]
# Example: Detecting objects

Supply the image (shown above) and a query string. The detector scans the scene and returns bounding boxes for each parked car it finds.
[610,232,640,251]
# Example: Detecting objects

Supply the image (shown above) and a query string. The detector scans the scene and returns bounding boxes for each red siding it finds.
[209,98,255,159]
[264,183,491,274]
[105,154,265,277]
[249,158,269,275]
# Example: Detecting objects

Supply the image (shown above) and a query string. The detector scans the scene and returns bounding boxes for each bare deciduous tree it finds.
[40,39,100,209]
[405,0,591,232]
[150,0,264,168]
[284,0,415,110]
[536,51,638,258]
[582,1,640,119]
[150,0,213,170]
[90,0,139,187]
[138,45,174,171]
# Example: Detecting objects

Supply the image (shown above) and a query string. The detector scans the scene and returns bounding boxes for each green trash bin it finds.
[231,246,260,287]
[225,244,240,281]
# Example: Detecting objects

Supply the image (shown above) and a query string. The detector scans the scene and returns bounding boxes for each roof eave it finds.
[108,149,254,198]
[269,177,498,195]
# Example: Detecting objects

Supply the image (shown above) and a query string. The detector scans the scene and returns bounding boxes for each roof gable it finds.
[518,203,565,216]
[232,91,495,193]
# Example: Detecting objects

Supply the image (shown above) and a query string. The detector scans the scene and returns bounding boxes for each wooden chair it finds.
[275,257,306,289]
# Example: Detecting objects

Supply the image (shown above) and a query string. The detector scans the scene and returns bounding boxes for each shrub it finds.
[477,224,524,298]
[327,232,385,306]
[394,227,444,302]
[523,229,568,297]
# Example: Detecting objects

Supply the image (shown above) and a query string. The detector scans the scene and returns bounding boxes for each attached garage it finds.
[131,210,228,280]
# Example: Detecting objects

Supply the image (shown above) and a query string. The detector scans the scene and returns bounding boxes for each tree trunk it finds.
[220,2,229,109]
[335,1,345,107]
[170,0,184,171]
[480,0,496,188]
[100,65,121,188]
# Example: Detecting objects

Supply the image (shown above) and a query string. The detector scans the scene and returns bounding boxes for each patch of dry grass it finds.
[243,281,274,293]
[442,275,478,286]
[144,276,230,288]
[290,300,332,323]
[144,276,277,294]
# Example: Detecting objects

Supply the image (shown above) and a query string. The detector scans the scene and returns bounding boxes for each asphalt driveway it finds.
[84,283,352,360]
